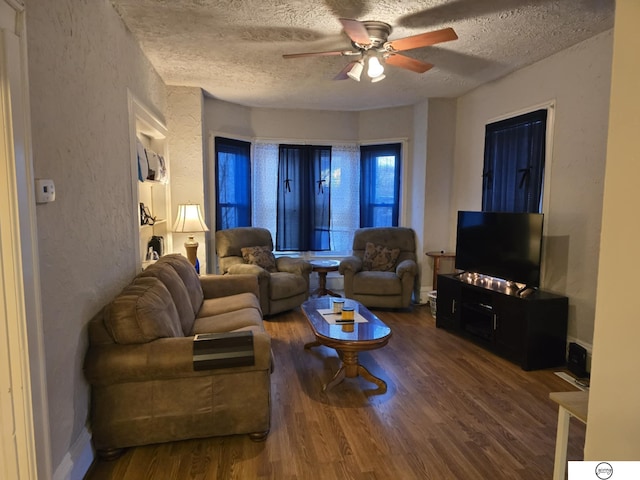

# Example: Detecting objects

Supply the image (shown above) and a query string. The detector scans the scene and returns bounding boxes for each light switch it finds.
[35,179,55,203]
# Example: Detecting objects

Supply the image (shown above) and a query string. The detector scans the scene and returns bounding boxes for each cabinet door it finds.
[435,275,461,330]
[492,294,525,364]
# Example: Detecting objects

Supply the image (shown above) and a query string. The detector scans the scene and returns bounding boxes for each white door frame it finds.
[0,0,52,478]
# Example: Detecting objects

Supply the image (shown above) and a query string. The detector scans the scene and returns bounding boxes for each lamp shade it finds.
[172,204,210,233]
[367,56,385,79]
[347,61,364,82]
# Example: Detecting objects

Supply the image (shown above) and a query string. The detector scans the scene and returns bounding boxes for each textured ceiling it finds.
[110,0,614,111]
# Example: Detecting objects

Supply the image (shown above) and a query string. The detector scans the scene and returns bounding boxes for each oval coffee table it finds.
[301,297,392,392]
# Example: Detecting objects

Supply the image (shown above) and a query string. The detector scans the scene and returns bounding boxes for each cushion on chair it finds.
[269,271,308,299]
[241,246,277,272]
[362,242,400,271]
[353,271,403,295]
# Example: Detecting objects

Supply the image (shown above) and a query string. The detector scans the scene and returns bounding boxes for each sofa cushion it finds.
[139,262,196,336]
[241,245,277,272]
[362,242,400,272]
[191,308,265,335]
[197,293,262,319]
[104,277,183,344]
[156,254,204,315]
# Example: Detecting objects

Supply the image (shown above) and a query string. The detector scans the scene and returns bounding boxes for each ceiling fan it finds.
[282,18,458,83]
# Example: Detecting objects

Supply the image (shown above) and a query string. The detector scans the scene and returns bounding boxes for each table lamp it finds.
[173,203,209,272]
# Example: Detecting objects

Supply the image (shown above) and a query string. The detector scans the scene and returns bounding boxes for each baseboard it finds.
[53,427,94,480]
[417,286,435,305]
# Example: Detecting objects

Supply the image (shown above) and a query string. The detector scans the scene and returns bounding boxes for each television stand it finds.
[435,274,568,370]
[517,285,536,297]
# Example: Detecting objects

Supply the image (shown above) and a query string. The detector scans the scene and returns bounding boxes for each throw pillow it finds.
[362,242,400,272]
[241,245,277,272]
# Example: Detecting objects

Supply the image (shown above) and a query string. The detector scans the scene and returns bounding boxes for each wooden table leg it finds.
[322,350,387,392]
[311,269,342,297]
[304,340,321,349]
[323,365,346,391]
[553,406,571,480]
[358,364,387,392]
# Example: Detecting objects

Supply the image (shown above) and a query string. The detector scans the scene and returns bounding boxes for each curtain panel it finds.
[276,145,331,251]
[482,109,547,213]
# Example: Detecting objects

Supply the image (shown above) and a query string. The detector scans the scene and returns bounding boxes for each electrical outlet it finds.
[35,179,55,203]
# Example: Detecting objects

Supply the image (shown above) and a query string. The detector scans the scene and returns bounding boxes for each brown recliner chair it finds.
[215,227,312,316]
[339,227,418,309]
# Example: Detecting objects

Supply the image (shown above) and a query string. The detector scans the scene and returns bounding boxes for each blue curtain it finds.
[482,109,547,213]
[360,143,401,227]
[276,145,331,251]
[215,137,251,230]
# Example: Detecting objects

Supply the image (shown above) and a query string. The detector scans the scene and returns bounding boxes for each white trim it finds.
[52,427,93,480]
[418,286,433,305]
[485,99,556,125]
[1,1,52,477]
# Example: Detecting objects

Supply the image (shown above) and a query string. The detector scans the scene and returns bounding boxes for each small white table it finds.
[549,391,589,480]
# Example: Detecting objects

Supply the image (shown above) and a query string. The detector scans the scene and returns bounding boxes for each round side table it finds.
[310,260,341,297]
[425,251,455,290]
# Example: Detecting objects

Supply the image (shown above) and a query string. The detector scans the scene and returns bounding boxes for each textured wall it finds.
[166,87,206,272]
[451,30,613,347]
[423,98,457,287]
[26,0,166,472]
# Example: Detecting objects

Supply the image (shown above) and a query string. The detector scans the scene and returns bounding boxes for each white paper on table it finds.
[317,308,368,324]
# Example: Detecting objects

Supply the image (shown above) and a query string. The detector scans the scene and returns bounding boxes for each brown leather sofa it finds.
[339,227,418,309]
[84,254,272,459]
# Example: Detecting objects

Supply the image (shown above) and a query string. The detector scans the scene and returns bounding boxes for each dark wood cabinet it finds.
[436,274,568,370]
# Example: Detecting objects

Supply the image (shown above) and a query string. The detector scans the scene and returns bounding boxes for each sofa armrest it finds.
[339,255,363,274]
[84,331,271,386]
[276,256,312,276]
[199,273,259,299]
[396,259,418,279]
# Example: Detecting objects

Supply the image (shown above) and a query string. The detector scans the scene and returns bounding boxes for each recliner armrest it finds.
[276,256,311,276]
[199,273,259,299]
[339,256,363,274]
[84,331,272,386]
[227,263,270,278]
[396,259,418,278]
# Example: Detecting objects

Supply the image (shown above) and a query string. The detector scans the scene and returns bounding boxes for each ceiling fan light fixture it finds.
[347,60,364,82]
[371,73,386,83]
[367,56,385,79]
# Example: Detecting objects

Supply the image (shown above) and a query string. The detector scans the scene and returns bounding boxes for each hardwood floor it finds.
[85,304,585,479]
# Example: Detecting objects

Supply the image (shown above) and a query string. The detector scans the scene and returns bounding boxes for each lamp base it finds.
[184,236,199,270]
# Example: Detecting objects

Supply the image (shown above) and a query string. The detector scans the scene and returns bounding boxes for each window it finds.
[215,137,251,230]
[276,145,331,251]
[482,109,547,213]
[215,140,402,253]
[360,143,402,227]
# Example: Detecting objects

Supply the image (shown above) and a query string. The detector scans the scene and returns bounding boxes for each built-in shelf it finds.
[128,93,172,271]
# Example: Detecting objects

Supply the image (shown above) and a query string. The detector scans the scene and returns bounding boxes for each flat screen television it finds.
[455,211,544,287]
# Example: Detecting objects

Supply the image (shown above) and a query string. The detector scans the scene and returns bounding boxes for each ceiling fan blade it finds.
[283,49,354,59]
[386,27,458,52]
[385,54,434,73]
[334,61,357,80]
[339,18,371,45]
